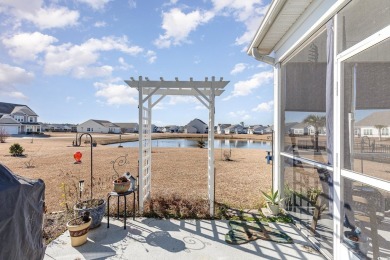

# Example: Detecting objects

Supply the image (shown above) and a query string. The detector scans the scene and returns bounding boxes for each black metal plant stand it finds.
[74,133,94,199]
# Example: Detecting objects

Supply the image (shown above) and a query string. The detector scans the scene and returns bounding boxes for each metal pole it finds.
[78,133,93,199]
[271,130,274,190]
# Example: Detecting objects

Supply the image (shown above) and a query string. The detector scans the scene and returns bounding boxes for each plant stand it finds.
[107,190,136,229]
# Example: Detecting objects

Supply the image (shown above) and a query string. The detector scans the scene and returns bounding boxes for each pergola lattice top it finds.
[125,76,229,216]
[124,76,228,96]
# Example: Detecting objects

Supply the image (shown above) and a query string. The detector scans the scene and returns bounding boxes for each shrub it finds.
[9,143,25,156]
[0,127,9,143]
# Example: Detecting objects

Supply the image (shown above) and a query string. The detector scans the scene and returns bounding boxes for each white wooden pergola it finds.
[125,76,229,216]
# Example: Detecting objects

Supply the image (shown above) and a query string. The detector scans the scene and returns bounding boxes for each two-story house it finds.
[0,102,41,134]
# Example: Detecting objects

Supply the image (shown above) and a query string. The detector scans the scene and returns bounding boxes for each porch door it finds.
[337,26,390,259]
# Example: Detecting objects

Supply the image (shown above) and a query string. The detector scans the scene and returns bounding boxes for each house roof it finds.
[355,111,390,126]
[218,124,231,128]
[91,119,119,128]
[0,102,37,116]
[114,123,139,128]
[247,0,313,55]
[0,115,20,125]
[226,124,243,130]
[12,106,37,116]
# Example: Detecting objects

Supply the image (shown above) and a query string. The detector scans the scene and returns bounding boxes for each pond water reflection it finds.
[107,138,272,150]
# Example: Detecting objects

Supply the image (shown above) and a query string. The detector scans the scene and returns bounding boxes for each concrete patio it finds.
[44,217,326,260]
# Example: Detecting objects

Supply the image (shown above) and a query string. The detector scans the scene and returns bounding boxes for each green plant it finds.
[9,143,25,156]
[307,187,322,205]
[261,189,284,205]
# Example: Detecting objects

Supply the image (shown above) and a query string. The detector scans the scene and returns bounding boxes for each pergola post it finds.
[126,76,229,216]
[208,77,215,216]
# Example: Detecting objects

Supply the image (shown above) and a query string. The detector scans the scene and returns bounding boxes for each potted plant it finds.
[74,199,106,229]
[262,189,284,215]
[67,211,92,247]
[113,176,131,193]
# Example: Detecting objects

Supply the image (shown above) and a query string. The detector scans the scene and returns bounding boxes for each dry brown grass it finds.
[2,133,272,213]
[2,133,273,243]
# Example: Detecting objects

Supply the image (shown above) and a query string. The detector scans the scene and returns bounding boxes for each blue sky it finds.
[0,0,274,126]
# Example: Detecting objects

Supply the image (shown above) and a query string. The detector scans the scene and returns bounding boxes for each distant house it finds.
[0,102,41,134]
[355,111,390,138]
[263,125,274,134]
[77,119,121,134]
[224,124,244,134]
[288,123,309,135]
[162,125,179,133]
[217,124,231,134]
[40,123,76,132]
[115,123,139,133]
[248,125,266,134]
[185,118,208,134]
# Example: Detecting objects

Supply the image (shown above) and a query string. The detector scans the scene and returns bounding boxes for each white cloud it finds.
[118,57,133,70]
[73,65,113,78]
[94,21,106,27]
[154,8,215,48]
[128,0,136,9]
[8,91,28,99]
[211,0,269,46]
[0,0,42,12]
[0,63,34,86]
[252,100,274,112]
[230,63,247,75]
[19,7,79,29]
[77,0,111,10]
[195,105,206,110]
[145,50,157,64]
[228,110,251,121]
[168,96,197,105]
[223,70,273,100]
[66,96,75,102]
[94,81,138,105]
[0,63,34,99]
[0,1,79,29]
[2,32,58,61]
[44,36,143,78]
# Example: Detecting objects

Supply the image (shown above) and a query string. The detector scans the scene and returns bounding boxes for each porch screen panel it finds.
[337,0,390,54]
[341,178,390,259]
[282,28,329,164]
[342,38,390,182]
[283,160,333,257]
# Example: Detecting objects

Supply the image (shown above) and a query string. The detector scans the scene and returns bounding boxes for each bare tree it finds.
[374,124,386,141]
[0,127,9,143]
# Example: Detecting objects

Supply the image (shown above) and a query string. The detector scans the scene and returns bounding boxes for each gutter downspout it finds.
[250,48,275,66]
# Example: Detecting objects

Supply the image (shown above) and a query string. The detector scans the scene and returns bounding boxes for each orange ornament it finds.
[74,151,82,163]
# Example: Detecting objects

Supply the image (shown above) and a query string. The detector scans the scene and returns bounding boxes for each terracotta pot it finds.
[113,180,130,193]
[66,217,92,247]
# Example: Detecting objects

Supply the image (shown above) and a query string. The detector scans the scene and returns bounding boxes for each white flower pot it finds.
[267,203,279,215]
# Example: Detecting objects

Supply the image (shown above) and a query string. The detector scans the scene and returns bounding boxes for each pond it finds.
[107,138,272,150]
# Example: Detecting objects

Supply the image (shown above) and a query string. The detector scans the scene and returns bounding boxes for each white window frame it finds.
[336,23,390,259]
